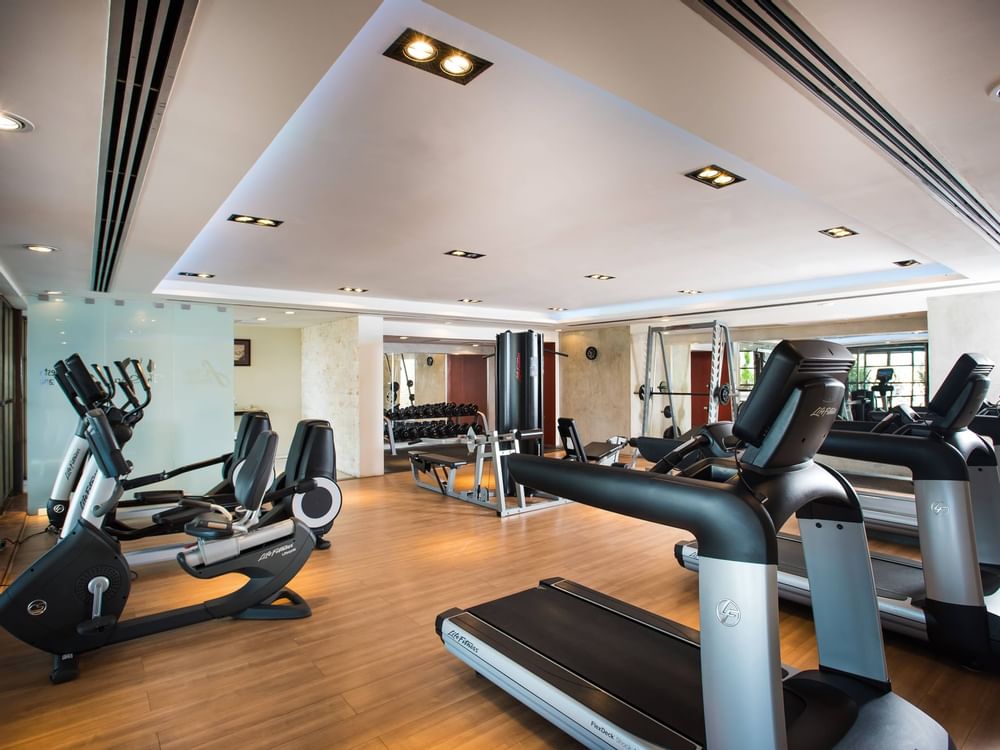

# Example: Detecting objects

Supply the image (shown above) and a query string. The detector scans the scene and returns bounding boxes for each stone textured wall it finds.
[415,353,446,404]
[301,315,384,477]
[559,327,631,444]
[928,291,1000,401]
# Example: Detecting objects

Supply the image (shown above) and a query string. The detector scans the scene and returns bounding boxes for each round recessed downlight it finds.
[698,167,720,179]
[26,244,56,253]
[399,336,409,340]
[712,174,735,185]
[255,218,277,227]
[233,215,254,223]
[441,53,473,76]
[0,112,33,132]
[404,39,437,62]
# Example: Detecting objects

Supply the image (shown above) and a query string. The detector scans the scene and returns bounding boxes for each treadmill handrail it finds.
[508,454,776,564]
[821,430,968,481]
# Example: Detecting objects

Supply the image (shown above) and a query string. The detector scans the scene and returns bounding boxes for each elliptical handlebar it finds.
[53,362,87,417]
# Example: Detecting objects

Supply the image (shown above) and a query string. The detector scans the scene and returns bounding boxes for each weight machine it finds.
[638,321,740,438]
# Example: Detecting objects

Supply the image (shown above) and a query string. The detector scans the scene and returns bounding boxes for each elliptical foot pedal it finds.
[233,588,311,620]
[50,654,80,684]
[315,536,331,551]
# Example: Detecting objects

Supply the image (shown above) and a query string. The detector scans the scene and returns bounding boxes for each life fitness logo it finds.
[717,599,741,627]
[516,352,522,382]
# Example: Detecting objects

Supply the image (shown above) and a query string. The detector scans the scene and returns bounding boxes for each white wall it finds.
[234,325,301,468]
[928,290,1000,401]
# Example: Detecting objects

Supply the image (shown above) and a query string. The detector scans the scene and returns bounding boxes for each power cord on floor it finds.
[1,526,58,549]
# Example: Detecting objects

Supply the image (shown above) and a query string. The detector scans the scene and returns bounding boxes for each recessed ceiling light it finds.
[549,307,567,311]
[339,287,368,293]
[45,290,63,295]
[819,226,858,238]
[458,298,482,303]
[677,289,702,295]
[685,164,745,189]
[227,213,283,228]
[444,249,485,259]
[53,298,64,303]
[991,81,1000,101]
[178,271,215,278]
[399,336,409,340]
[25,244,57,253]
[893,259,922,267]
[256,316,267,322]
[441,53,473,77]
[472,343,480,347]
[585,274,615,281]
[284,310,295,315]
[404,38,436,62]
[0,111,34,132]
[384,28,492,86]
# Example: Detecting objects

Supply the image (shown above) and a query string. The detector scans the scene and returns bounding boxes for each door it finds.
[0,296,25,505]
[446,354,489,425]
[543,342,556,448]
[690,349,733,428]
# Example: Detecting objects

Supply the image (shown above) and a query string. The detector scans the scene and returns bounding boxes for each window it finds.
[848,345,928,408]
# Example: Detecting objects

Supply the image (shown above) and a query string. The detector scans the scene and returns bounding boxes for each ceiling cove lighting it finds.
[384,28,492,86]
[25,244,57,253]
[685,164,745,189]
[0,111,33,132]
[227,213,284,228]
[677,289,702,295]
[585,274,615,281]
[819,226,857,239]
[339,287,368,293]
[178,271,215,278]
[458,298,482,303]
[893,259,922,267]
[444,249,485,259]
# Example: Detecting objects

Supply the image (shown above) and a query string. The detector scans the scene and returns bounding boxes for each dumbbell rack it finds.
[384,407,489,455]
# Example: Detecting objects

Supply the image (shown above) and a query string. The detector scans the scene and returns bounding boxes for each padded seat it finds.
[557,418,621,464]
[410,452,469,470]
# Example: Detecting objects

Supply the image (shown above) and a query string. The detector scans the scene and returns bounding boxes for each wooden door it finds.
[543,342,556,447]
[446,354,489,424]
[690,350,733,428]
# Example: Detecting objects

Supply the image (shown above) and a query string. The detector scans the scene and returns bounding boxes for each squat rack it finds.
[639,320,740,437]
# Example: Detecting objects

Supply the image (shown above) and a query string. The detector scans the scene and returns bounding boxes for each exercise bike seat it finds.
[184,513,234,540]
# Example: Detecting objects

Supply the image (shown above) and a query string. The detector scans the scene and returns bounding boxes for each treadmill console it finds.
[734,340,853,471]
[925,352,993,433]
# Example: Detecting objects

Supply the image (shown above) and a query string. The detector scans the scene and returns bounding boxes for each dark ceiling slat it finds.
[91,0,199,293]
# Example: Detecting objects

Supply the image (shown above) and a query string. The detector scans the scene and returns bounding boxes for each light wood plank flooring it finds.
[2,469,1000,749]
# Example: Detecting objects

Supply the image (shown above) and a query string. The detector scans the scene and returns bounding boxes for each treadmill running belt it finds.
[468,584,808,746]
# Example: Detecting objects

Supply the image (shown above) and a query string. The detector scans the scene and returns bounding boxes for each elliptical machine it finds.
[0,408,315,684]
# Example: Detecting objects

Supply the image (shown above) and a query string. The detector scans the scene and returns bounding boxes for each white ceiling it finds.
[1,0,998,332]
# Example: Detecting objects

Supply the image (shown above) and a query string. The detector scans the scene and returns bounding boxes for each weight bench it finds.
[557,418,625,466]
[409,452,469,497]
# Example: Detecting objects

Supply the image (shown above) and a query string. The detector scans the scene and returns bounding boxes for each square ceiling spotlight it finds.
[893,259,922,267]
[458,298,482,303]
[384,28,492,85]
[228,213,284,228]
[685,165,745,189]
[819,226,857,239]
[178,271,215,278]
[444,249,485,259]
[339,287,368,293]
[676,289,702,295]
[585,274,615,280]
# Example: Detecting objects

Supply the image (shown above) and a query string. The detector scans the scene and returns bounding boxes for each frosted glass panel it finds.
[26,297,234,512]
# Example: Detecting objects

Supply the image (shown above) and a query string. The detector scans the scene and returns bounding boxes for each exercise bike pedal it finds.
[50,654,80,684]
[76,614,118,636]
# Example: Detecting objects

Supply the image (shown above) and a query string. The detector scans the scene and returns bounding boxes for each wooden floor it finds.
[2,469,1000,749]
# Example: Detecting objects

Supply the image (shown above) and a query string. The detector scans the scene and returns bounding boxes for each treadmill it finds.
[677,354,1000,669]
[438,340,953,750]
[823,354,1000,538]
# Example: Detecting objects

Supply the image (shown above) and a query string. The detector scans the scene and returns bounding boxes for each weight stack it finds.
[496,330,543,495]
